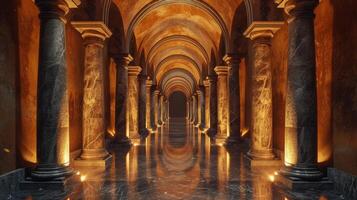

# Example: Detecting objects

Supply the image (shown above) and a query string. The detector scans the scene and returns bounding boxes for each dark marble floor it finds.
[2,118,346,200]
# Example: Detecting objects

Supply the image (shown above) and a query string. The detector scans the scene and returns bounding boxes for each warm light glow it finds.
[107,128,116,137]
[76,171,81,175]
[241,128,249,137]
[3,148,10,153]
[274,171,278,176]
[268,175,275,182]
[80,175,87,182]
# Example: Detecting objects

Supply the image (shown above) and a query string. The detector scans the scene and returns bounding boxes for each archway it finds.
[169,91,187,118]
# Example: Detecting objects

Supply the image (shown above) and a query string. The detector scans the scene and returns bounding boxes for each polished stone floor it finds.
[3,118,345,200]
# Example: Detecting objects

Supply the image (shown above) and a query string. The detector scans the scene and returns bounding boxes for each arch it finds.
[126,0,231,53]
[154,55,201,84]
[145,35,209,66]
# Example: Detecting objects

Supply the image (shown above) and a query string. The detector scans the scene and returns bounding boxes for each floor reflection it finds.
[8,118,343,200]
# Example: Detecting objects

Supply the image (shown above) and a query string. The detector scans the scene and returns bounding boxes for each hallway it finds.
[7,118,343,200]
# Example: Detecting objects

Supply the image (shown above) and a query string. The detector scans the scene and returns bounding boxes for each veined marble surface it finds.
[2,118,344,200]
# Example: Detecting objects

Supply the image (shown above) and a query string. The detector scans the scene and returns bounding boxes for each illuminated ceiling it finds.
[109,0,247,98]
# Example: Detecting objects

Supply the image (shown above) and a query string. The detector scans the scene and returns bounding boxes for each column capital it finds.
[36,0,80,22]
[112,54,133,67]
[154,90,160,95]
[203,77,212,87]
[223,54,243,67]
[214,66,230,76]
[146,77,153,87]
[127,66,142,76]
[275,0,318,19]
[71,21,112,41]
[196,90,203,96]
[244,21,284,40]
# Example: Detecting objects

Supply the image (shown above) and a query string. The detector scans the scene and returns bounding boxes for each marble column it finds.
[192,95,198,125]
[138,75,149,137]
[203,77,212,133]
[197,87,205,131]
[214,66,230,145]
[113,54,132,144]
[186,100,190,121]
[31,0,77,181]
[207,76,218,138]
[160,95,165,125]
[71,21,112,166]
[127,66,142,145]
[145,77,153,133]
[224,55,242,144]
[277,0,323,181]
[189,97,193,124]
[244,21,283,159]
[153,90,161,128]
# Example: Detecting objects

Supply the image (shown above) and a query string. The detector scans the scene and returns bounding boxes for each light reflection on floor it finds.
[8,118,344,200]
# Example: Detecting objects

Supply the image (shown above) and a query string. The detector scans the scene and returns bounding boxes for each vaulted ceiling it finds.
[105,0,249,98]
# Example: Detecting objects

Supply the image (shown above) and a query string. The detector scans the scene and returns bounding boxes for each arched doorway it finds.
[169,91,187,118]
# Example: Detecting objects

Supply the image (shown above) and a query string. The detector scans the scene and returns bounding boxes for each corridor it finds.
[8,118,343,199]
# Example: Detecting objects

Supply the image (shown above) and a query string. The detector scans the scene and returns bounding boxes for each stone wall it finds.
[0,0,18,174]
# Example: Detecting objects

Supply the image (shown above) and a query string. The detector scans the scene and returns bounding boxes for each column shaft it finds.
[215,66,230,145]
[203,78,212,132]
[113,55,132,144]
[224,55,242,144]
[145,78,153,132]
[153,90,161,128]
[32,0,73,180]
[281,0,322,180]
[71,22,112,162]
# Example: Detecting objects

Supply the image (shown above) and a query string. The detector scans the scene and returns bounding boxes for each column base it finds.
[214,137,227,146]
[280,165,324,181]
[130,137,141,146]
[194,123,201,128]
[244,154,281,167]
[21,165,74,190]
[275,174,333,191]
[225,136,243,145]
[247,149,275,160]
[118,136,133,146]
[73,154,112,168]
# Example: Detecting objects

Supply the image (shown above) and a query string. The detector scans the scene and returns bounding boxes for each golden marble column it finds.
[195,92,202,128]
[145,77,153,133]
[160,95,165,125]
[127,66,142,145]
[203,77,212,133]
[244,21,283,160]
[72,21,112,167]
[153,90,161,128]
[214,66,231,145]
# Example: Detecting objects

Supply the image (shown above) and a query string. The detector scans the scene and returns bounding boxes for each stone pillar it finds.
[244,21,283,159]
[160,95,165,125]
[138,75,149,137]
[153,90,161,128]
[186,100,190,121]
[203,77,212,132]
[127,66,142,145]
[31,0,78,181]
[224,55,242,144]
[188,97,193,124]
[145,77,153,133]
[71,21,112,166]
[277,0,323,182]
[197,88,205,131]
[214,66,230,145]
[113,54,132,144]
[192,95,198,125]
